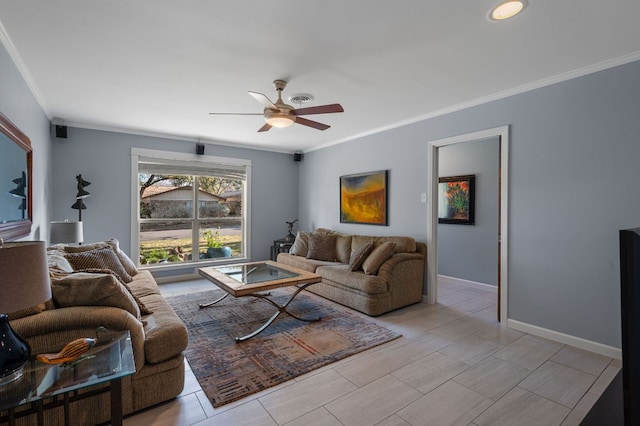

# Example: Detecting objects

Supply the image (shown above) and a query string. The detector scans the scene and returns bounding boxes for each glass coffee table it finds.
[198,261,322,342]
[0,330,135,426]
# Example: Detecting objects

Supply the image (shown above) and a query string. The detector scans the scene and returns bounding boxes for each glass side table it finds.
[0,330,135,426]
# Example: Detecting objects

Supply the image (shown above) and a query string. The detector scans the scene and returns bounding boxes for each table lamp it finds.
[50,220,84,244]
[0,240,52,385]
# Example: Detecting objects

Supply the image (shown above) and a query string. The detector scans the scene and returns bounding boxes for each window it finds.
[131,148,251,268]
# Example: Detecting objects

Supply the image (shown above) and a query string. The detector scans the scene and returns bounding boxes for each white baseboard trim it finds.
[438,275,498,293]
[507,319,622,360]
[155,273,200,284]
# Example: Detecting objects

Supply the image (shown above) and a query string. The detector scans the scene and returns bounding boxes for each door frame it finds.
[427,125,509,324]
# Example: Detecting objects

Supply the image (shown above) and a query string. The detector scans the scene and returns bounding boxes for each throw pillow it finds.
[306,233,337,261]
[64,242,110,253]
[50,272,141,320]
[74,268,153,315]
[314,228,334,235]
[106,238,139,276]
[362,242,396,275]
[335,235,353,263]
[289,231,311,257]
[65,246,133,283]
[47,251,75,274]
[349,241,374,271]
[350,235,376,257]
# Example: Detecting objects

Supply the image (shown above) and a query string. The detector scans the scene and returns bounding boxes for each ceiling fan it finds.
[209,80,344,132]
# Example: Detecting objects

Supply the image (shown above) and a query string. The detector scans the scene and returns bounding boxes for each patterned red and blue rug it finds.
[166,288,401,407]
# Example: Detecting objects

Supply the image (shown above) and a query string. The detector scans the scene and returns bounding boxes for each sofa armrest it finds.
[377,252,426,308]
[11,306,146,372]
[378,252,424,275]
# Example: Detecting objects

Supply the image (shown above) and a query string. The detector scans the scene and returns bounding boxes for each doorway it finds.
[427,126,509,323]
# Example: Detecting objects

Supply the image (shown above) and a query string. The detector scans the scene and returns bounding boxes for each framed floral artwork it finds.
[438,175,475,225]
[340,170,388,225]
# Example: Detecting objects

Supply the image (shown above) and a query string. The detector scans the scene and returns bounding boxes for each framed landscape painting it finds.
[340,170,388,225]
[438,174,475,225]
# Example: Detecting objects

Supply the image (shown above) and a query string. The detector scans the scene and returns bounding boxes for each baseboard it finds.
[507,319,622,360]
[438,275,498,293]
[155,273,200,284]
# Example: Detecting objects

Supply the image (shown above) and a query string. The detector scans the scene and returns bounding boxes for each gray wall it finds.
[438,137,499,286]
[0,42,52,241]
[51,128,299,275]
[300,60,640,348]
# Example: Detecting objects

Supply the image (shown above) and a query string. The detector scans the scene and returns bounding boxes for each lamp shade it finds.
[0,241,52,314]
[50,221,84,244]
[0,241,51,384]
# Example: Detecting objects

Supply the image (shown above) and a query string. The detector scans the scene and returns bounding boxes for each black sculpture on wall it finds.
[70,174,91,221]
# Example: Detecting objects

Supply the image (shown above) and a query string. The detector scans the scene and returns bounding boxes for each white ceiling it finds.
[1,1,639,153]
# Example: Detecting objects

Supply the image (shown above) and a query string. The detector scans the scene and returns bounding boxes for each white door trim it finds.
[427,126,509,324]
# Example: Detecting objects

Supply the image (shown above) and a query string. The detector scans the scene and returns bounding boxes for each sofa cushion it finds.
[306,233,337,261]
[277,253,340,272]
[99,269,187,364]
[349,241,374,271]
[289,231,311,257]
[137,292,189,364]
[125,270,162,298]
[362,242,396,275]
[50,272,141,319]
[317,264,388,294]
[335,235,353,264]
[65,246,133,283]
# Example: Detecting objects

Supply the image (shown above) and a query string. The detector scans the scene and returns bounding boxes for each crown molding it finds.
[66,121,295,155]
[307,51,640,153]
[0,20,51,118]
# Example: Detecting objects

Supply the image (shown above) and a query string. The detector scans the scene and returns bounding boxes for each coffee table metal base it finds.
[199,282,320,342]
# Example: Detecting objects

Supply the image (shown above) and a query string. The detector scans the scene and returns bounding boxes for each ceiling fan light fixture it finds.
[489,0,527,21]
[265,111,295,128]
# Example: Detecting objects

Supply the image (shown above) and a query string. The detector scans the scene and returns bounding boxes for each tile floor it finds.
[124,278,619,426]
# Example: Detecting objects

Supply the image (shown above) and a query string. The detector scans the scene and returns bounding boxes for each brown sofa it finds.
[8,239,188,425]
[277,229,426,316]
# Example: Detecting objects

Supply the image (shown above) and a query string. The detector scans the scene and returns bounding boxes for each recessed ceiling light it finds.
[489,0,527,21]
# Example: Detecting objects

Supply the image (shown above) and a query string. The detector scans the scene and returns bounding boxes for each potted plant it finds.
[202,228,232,258]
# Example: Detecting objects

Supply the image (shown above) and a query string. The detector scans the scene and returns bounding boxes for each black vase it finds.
[0,314,30,385]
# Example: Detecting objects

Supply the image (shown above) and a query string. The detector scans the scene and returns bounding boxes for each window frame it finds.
[130,147,251,271]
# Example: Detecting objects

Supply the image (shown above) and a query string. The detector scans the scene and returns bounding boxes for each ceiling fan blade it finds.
[295,117,330,131]
[294,104,344,116]
[248,91,277,110]
[208,112,263,115]
[258,123,272,132]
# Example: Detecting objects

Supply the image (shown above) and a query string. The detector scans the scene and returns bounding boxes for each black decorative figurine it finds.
[285,219,298,242]
[71,174,91,221]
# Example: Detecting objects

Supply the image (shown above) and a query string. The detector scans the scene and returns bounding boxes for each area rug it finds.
[166,288,401,407]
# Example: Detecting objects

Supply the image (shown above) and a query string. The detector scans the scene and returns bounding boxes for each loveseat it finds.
[7,239,188,425]
[276,229,426,316]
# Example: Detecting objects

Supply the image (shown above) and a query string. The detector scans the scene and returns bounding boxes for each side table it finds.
[0,330,135,426]
[270,238,293,260]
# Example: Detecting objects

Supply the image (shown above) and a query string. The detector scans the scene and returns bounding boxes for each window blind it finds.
[138,158,247,181]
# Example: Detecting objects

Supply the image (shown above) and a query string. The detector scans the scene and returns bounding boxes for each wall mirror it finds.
[0,112,33,241]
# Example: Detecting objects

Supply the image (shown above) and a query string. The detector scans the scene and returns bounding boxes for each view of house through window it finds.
[136,156,248,266]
